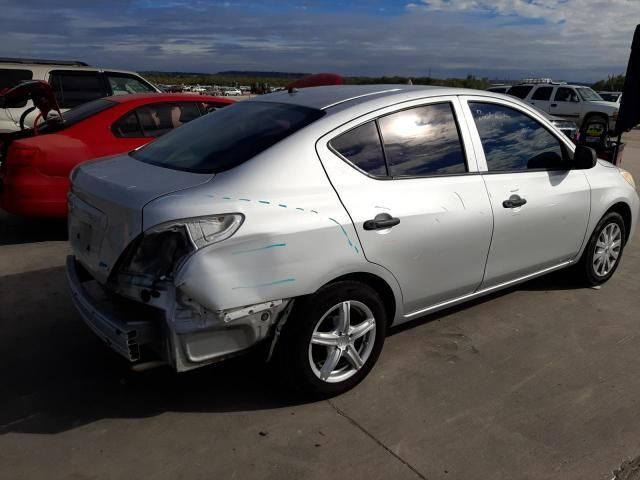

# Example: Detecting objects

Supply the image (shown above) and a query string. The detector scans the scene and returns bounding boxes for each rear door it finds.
[316,96,494,315]
[528,85,554,113]
[461,96,590,287]
[0,68,34,132]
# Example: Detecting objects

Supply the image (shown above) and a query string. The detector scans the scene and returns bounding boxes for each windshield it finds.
[576,88,603,102]
[131,101,325,173]
[39,98,117,132]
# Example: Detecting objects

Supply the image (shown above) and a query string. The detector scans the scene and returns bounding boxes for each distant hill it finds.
[217,71,309,78]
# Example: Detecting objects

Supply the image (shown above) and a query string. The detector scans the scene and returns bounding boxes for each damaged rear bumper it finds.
[65,255,290,371]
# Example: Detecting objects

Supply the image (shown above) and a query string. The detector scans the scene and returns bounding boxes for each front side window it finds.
[49,71,109,108]
[132,101,325,173]
[378,103,466,176]
[554,87,579,103]
[532,87,553,101]
[469,102,566,172]
[330,121,387,176]
[507,85,533,99]
[106,72,156,95]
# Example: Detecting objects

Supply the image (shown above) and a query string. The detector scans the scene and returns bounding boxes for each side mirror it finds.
[573,145,597,169]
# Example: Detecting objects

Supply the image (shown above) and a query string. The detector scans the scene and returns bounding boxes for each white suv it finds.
[0,57,160,132]
[507,82,619,132]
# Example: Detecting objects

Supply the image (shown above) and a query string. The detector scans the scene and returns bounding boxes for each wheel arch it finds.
[322,272,400,327]
[606,201,633,244]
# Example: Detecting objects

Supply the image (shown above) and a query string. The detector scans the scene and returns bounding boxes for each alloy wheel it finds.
[308,300,377,384]
[593,222,622,277]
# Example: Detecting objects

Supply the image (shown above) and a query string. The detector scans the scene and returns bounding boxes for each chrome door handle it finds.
[502,195,527,208]
[363,213,400,230]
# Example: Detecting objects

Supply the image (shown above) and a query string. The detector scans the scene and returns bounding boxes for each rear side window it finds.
[507,85,533,99]
[106,72,156,95]
[49,71,109,108]
[378,103,467,176]
[330,121,387,176]
[112,111,143,137]
[0,69,33,107]
[532,87,553,101]
[469,102,565,171]
[132,101,325,173]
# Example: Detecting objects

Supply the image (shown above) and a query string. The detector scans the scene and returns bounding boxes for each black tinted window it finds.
[132,102,324,173]
[330,122,386,176]
[507,85,533,99]
[554,87,579,102]
[0,69,32,90]
[532,87,553,101]
[470,103,565,171]
[0,69,33,107]
[49,71,109,108]
[378,103,466,176]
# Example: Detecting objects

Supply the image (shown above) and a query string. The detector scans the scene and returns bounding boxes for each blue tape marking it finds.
[232,278,296,290]
[310,210,318,214]
[278,204,287,208]
[239,198,251,202]
[231,243,287,255]
[259,200,271,204]
[222,196,232,200]
[296,207,304,211]
[205,194,215,198]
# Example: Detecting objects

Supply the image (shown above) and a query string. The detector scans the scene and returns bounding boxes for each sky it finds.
[1,0,638,82]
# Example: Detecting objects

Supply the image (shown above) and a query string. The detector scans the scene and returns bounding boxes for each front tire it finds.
[277,281,387,398]
[577,211,626,286]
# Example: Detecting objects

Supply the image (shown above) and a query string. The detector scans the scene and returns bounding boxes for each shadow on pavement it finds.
[0,210,67,246]
[0,260,586,436]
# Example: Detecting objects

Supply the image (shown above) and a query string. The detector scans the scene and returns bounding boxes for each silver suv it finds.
[507,82,619,132]
[0,57,159,132]
[66,85,639,397]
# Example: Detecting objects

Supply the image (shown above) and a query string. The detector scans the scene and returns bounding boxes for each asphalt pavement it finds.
[1,131,640,480]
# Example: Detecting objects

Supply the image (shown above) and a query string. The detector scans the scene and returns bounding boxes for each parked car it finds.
[506,82,619,132]
[222,87,242,96]
[66,85,638,397]
[0,92,233,217]
[0,57,160,133]
[598,91,622,104]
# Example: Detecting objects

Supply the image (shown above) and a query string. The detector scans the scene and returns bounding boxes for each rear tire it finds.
[576,211,626,286]
[276,281,387,398]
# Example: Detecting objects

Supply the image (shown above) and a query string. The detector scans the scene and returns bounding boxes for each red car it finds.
[0,92,233,218]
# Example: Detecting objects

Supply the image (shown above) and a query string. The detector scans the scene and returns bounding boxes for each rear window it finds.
[132,102,324,173]
[39,98,116,133]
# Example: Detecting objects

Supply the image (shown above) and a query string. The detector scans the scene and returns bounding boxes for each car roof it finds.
[102,93,234,104]
[252,84,465,112]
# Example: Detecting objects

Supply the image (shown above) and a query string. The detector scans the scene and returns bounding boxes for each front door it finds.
[549,86,582,122]
[316,97,493,314]
[463,98,590,287]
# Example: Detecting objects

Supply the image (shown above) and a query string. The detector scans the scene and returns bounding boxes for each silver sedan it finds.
[66,85,639,397]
